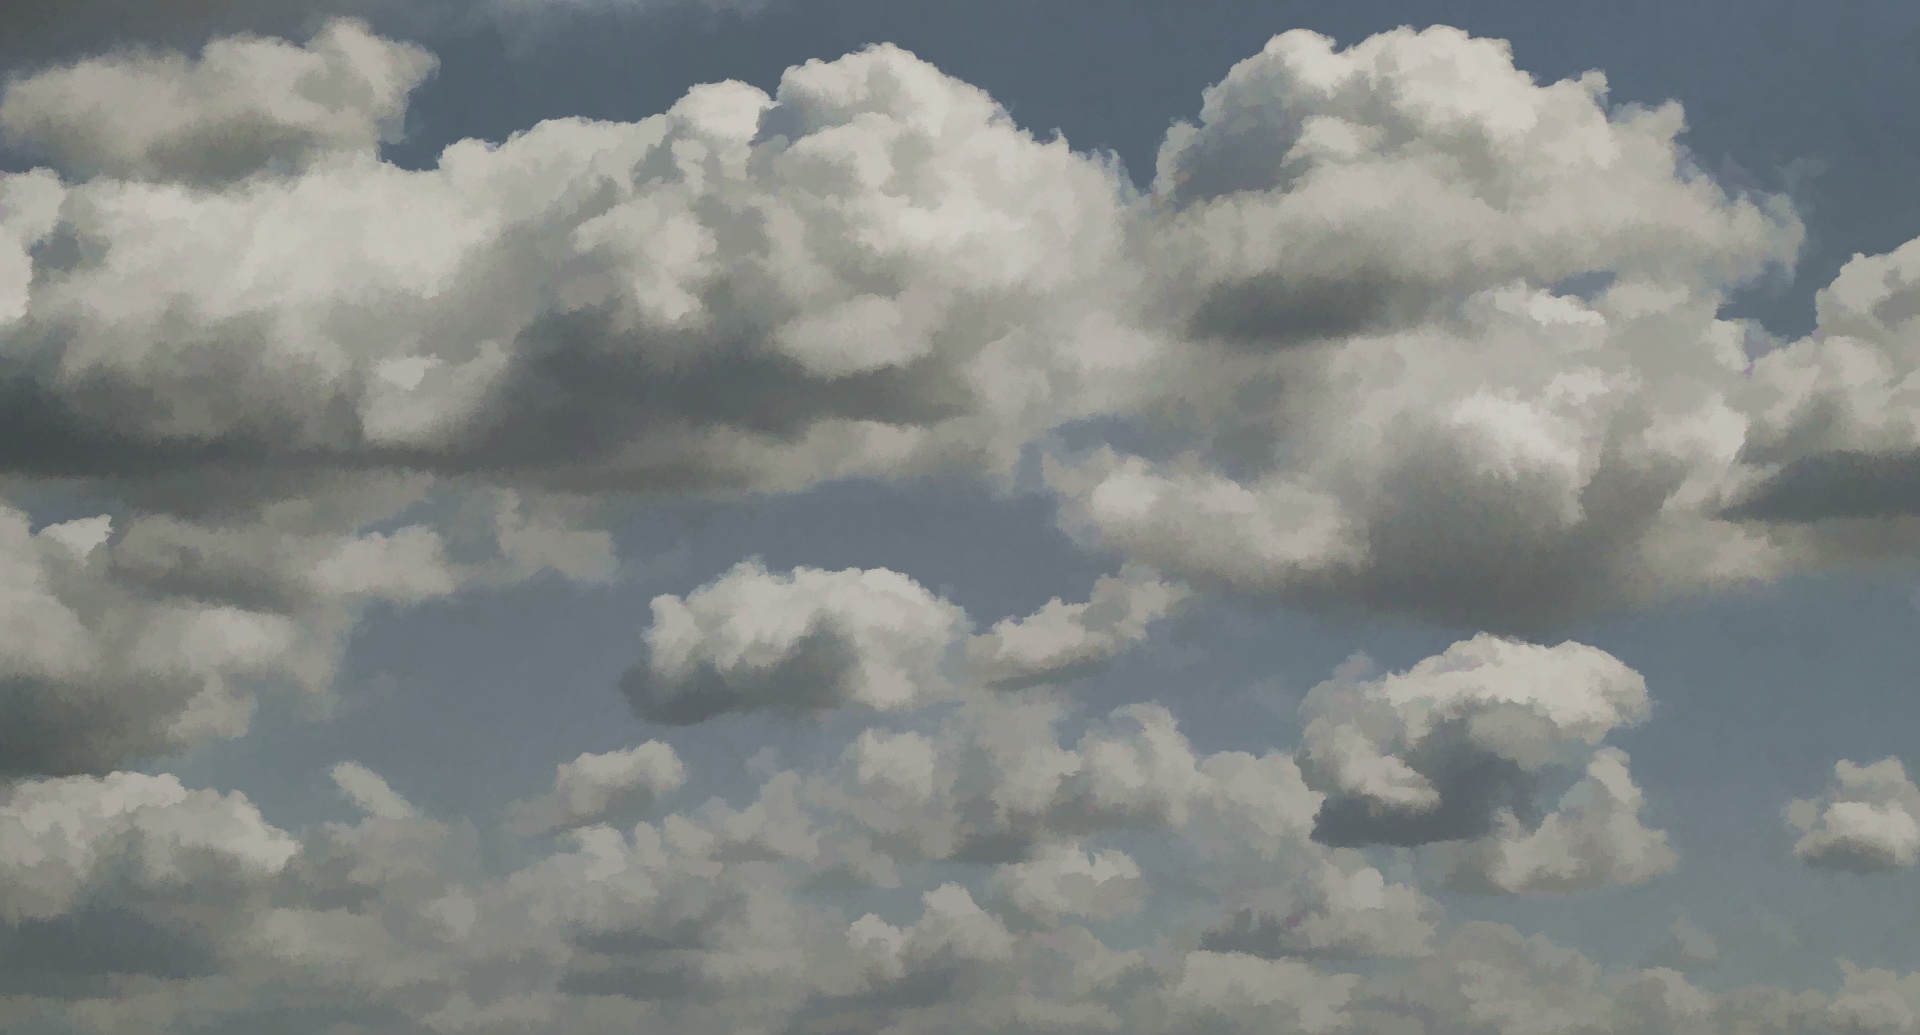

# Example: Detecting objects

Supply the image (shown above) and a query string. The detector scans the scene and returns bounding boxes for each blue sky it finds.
[3,2,1920,1033]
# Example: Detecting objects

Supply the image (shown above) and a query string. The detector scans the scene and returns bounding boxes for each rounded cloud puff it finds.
[624,560,970,723]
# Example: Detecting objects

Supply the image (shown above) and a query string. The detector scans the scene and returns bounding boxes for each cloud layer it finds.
[1,15,1918,1034]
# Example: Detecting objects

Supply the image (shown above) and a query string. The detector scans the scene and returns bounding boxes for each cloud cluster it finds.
[0,665,1899,1035]
[0,481,613,778]
[621,560,1187,726]
[2,14,1920,789]
[3,13,1920,1033]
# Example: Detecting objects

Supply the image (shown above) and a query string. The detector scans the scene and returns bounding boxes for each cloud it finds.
[1043,27,1820,635]
[1167,952,1357,1034]
[1298,636,1650,843]
[622,560,969,724]
[1292,635,1673,894]
[331,761,416,821]
[964,567,1188,688]
[3,16,1920,649]
[0,482,612,778]
[508,741,687,835]
[0,18,436,186]
[0,29,1148,503]
[0,772,295,925]
[1449,747,1677,894]
[988,842,1148,926]
[1645,916,1721,972]
[8,17,1920,1031]
[1787,758,1920,872]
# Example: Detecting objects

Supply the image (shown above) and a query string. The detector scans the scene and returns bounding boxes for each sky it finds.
[1,1,1920,1033]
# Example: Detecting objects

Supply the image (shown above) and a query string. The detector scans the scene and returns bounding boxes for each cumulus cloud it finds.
[509,741,687,835]
[7,16,1920,1032]
[1041,26,1842,635]
[3,15,1920,648]
[0,772,295,924]
[964,567,1188,688]
[0,19,436,185]
[1787,758,1920,872]
[989,842,1148,925]
[621,561,969,724]
[0,481,613,778]
[0,28,1149,502]
[1450,747,1676,894]
[1293,635,1673,894]
[0,715,1893,1035]
[1298,636,1650,843]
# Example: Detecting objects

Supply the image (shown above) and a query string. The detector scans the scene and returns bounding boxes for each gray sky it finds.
[3,2,1920,1032]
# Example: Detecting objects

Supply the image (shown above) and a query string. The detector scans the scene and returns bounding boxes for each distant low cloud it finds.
[1,19,435,185]
[508,741,687,835]
[622,561,969,724]
[1787,758,1920,872]
[964,567,1187,688]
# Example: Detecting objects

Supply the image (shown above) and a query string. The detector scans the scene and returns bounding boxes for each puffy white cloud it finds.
[4,15,1920,653]
[0,19,436,185]
[1450,747,1677,894]
[509,741,687,835]
[1787,758,1920,872]
[1041,26,1827,635]
[622,560,969,723]
[0,29,1149,504]
[1200,858,1440,962]
[0,772,295,924]
[964,567,1188,688]
[0,481,612,778]
[989,842,1148,925]
[1292,636,1672,895]
[8,18,1920,1031]
[1298,636,1650,843]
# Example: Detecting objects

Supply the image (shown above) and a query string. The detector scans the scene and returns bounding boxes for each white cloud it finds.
[331,761,416,821]
[623,560,970,723]
[7,17,1920,1032]
[0,480,615,778]
[1291,636,1672,896]
[1298,635,1650,841]
[1788,758,1920,872]
[990,842,1148,925]
[0,18,436,184]
[1450,747,1677,894]
[1042,26,1819,635]
[964,567,1188,687]
[509,742,687,835]
[0,772,295,951]
[0,29,1149,505]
